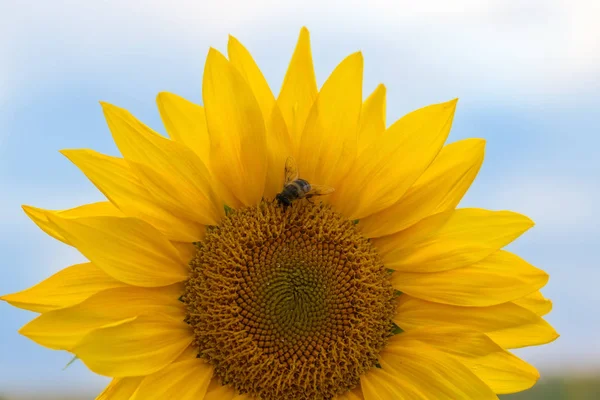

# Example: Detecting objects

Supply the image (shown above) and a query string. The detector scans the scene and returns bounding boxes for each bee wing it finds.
[284,156,299,184]
[305,185,335,197]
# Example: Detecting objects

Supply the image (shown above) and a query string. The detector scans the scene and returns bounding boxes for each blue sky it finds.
[1,0,599,396]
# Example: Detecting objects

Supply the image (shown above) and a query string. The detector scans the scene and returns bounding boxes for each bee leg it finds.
[306,196,315,204]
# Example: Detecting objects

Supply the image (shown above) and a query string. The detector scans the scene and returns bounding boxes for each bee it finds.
[276,157,335,207]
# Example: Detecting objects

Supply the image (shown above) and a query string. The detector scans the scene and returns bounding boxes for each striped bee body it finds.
[275,158,334,208]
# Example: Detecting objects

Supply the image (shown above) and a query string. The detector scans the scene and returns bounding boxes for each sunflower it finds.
[2,27,558,399]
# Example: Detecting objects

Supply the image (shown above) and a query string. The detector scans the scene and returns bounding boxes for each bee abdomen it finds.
[295,179,311,195]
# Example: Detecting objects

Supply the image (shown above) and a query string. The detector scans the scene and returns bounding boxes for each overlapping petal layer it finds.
[394,295,558,349]
[61,150,207,242]
[46,214,189,287]
[203,48,268,207]
[376,208,534,272]
[73,314,192,377]
[362,335,498,399]
[20,284,183,350]
[297,52,363,189]
[360,138,485,237]
[391,250,548,306]
[1,262,126,313]
[333,99,458,219]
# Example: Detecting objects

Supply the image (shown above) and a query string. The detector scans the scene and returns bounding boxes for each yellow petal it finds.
[361,367,425,399]
[131,358,213,400]
[372,210,453,256]
[73,314,192,377]
[156,92,210,163]
[101,102,223,224]
[392,328,539,394]
[297,52,363,189]
[335,386,364,400]
[372,210,456,254]
[47,214,188,287]
[59,202,123,217]
[357,84,386,155]
[173,344,199,361]
[277,27,318,152]
[360,138,485,237]
[204,377,238,400]
[19,284,183,350]
[379,208,534,272]
[156,92,241,209]
[375,339,498,399]
[227,36,293,200]
[0,262,126,313]
[262,100,293,200]
[228,35,276,124]
[97,377,144,400]
[22,202,124,245]
[394,295,559,349]
[513,291,553,316]
[171,241,197,263]
[61,149,206,242]
[391,250,548,306]
[203,48,268,207]
[336,99,458,219]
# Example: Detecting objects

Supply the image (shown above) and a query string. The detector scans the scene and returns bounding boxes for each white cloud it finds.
[1,0,599,107]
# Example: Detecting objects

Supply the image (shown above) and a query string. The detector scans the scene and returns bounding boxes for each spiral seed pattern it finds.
[184,201,395,400]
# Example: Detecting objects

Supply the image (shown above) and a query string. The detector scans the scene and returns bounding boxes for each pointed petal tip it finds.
[227,35,236,51]
[339,51,364,70]
[525,215,536,227]
[227,34,240,44]
[540,271,550,286]
[447,98,459,109]
[21,204,47,220]
[18,323,34,338]
[499,209,536,229]
[156,92,189,109]
[469,137,486,147]
[59,148,87,163]
[21,204,43,222]
[206,47,228,67]
[99,101,126,117]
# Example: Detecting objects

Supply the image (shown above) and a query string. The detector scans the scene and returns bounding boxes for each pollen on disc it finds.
[183,201,396,400]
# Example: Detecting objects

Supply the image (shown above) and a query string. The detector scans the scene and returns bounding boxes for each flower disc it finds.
[184,201,396,399]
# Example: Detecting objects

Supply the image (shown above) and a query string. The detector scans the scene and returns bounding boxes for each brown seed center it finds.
[184,201,395,400]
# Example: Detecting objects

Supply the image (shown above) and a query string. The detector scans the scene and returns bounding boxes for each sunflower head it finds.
[2,27,557,400]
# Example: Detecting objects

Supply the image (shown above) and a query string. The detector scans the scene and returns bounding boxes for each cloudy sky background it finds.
[1,0,598,396]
